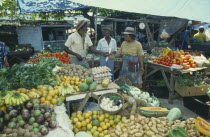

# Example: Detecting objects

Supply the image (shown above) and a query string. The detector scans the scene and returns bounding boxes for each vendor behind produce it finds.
[0,41,9,69]
[64,20,102,68]
[193,26,207,42]
[109,27,144,88]
[96,26,117,80]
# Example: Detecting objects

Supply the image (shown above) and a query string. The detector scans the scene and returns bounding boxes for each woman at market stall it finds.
[64,20,103,68]
[109,27,144,88]
[96,26,117,80]
[0,41,9,69]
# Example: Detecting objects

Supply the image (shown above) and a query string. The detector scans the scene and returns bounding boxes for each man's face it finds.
[103,30,111,37]
[80,25,88,34]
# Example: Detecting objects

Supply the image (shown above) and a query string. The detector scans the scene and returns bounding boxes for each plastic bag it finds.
[160,29,170,39]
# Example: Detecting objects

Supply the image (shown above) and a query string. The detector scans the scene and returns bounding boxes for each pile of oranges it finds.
[59,76,86,92]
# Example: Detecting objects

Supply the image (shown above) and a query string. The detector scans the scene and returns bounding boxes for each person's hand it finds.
[109,54,115,59]
[140,67,144,75]
[76,54,83,61]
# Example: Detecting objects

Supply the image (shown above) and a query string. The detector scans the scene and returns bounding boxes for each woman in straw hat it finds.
[64,20,102,68]
[109,27,144,88]
[96,26,117,80]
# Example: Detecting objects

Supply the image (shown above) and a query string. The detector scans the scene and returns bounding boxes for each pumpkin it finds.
[138,107,169,117]
[75,131,93,137]
[195,117,210,136]
[168,126,188,137]
[166,107,181,121]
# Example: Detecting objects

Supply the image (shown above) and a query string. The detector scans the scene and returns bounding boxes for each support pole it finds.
[94,8,98,46]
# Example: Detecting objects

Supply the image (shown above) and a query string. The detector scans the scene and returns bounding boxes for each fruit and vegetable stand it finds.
[144,62,207,103]
[66,88,118,114]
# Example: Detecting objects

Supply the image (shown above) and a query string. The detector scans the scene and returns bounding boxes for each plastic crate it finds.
[183,95,210,119]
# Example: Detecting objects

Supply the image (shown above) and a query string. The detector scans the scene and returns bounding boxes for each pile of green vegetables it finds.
[177,74,207,87]
[0,57,62,91]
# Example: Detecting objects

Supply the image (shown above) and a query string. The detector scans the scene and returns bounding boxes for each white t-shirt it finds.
[65,31,93,57]
[96,37,117,53]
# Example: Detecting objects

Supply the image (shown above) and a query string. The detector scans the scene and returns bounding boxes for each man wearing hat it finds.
[193,26,207,42]
[96,26,117,80]
[64,20,102,67]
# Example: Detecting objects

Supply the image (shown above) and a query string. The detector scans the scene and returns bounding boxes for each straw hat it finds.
[122,27,136,35]
[103,26,113,32]
[76,20,87,31]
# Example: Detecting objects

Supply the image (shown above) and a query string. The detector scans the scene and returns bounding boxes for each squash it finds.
[168,126,188,137]
[138,107,169,117]
[166,107,181,121]
[195,117,210,136]
[75,131,93,137]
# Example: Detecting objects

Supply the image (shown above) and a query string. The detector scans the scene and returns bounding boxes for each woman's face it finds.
[124,34,132,42]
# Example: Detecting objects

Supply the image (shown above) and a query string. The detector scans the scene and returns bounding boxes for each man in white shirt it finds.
[64,20,103,68]
[96,26,117,80]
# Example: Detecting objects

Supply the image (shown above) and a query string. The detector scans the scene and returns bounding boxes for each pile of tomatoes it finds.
[152,50,198,69]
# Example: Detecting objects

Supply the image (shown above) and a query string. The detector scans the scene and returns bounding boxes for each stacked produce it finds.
[0,99,57,137]
[71,110,127,136]
[28,52,70,64]
[56,64,92,79]
[79,77,97,92]
[92,66,112,84]
[152,50,198,69]
[109,114,208,137]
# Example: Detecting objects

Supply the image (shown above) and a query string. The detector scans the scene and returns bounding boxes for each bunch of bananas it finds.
[27,92,40,99]
[162,47,171,56]
[4,92,30,106]
[58,84,75,96]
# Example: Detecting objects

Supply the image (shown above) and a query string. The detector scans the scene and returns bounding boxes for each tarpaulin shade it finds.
[17,0,91,14]
[69,0,210,23]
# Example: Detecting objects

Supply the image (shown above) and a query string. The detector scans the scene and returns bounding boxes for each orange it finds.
[44,101,51,106]
[42,93,48,98]
[40,97,46,103]
[30,88,37,92]
[54,95,58,99]
[48,90,55,97]
[54,89,59,95]
[51,98,57,105]
[41,89,48,95]
[46,95,52,101]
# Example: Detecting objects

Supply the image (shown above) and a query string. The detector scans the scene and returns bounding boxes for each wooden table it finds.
[144,62,207,104]
[65,89,118,115]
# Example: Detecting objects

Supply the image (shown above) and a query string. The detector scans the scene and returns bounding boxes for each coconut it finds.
[5,128,12,134]
[18,128,25,136]
[12,133,18,137]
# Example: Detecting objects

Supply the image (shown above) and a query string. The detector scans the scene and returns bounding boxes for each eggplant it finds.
[33,104,41,110]
[0,110,5,117]
[36,115,44,124]
[0,123,4,132]
[48,120,57,129]
[15,105,23,113]
[6,106,14,113]
[9,110,18,117]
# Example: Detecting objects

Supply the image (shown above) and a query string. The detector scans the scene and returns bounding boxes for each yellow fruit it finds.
[98,115,105,122]
[51,98,57,105]
[114,118,120,124]
[81,127,86,131]
[84,113,90,119]
[92,114,98,120]
[71,112,77,117]
[118,122,122,126]
[50,104,54,108]
[81,121,87,127]
[104,113,110,118]
[102,125,107,130]
[74,128,80,134]
[112,124,116,128]
[86,119,90,124]
[97,127,103,132]
[77,111,82,115]
[109,115,114,120]
[109,120,114,125]
[116,115,121,120]
[78,116,84,122]
[93,126,98,130]
[99,122,105,127]
[104,118,109,123]
[73,118,79,123]
[98,110,103,115]
[99,133,104,137]
[93,110,98,115]
[76,122,82,128]
[103,130,108,135]
[105,123,110,128]
[46,95,52,101]
[40,97,46,103]
[90,128,96,134]
[87,124,92,130]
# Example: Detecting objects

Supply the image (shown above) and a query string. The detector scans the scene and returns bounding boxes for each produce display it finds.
[195,117,210,136]
[108,114,206,137]
[121,84,160,107]
[138,107,169,117]
[153,50,198,69]
[70,110,127,136]
[28,52,70,64]
[92,66,112,84]
[100,96,123,112]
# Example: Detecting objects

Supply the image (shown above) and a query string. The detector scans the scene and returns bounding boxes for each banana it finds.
[21,94,29,100]
[20,95,26,103]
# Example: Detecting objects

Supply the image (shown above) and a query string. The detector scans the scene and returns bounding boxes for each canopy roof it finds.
[17,0,91,14]
[69,0,210,23]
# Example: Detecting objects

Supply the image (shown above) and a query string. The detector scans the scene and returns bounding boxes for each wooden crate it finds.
[175,82,208,97]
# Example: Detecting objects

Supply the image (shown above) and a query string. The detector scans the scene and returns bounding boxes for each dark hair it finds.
[129,34,136,40]
[199,28,204,33]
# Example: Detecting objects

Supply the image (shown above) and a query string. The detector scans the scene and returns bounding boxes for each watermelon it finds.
[89,82,97,91]
[86,77,94,85]
[79,83,89,92]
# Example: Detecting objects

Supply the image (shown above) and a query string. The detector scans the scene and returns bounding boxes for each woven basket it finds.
[98,93,125,114]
